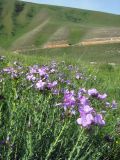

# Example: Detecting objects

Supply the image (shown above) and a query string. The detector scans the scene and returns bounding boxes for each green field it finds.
[0,0,120,159]
[15,43,120,64]
[0,51,120,159]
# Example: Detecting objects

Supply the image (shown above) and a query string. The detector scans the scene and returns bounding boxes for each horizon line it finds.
[21,0,120,16]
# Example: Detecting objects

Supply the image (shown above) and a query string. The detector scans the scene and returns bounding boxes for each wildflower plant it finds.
[0,57,119,159]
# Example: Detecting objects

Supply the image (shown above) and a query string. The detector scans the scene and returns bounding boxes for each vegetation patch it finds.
[0,56,120,159]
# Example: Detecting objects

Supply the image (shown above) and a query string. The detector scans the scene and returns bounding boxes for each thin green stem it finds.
[46,122,67,160]
[68,129,84,160]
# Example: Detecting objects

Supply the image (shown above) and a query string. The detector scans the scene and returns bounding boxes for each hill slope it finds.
[0,0,120,50]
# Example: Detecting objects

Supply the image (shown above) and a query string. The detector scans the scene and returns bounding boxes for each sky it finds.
[22,0,120,15]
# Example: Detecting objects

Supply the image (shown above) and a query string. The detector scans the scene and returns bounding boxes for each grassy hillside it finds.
[0,2,120,159]
[0,0,120,50]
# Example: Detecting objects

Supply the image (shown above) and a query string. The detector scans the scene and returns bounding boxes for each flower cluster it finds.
[26,64,58,91]
[88,88,107,100]
[3,67,18,78]
[62,87,117,128]
[1,59,117,129]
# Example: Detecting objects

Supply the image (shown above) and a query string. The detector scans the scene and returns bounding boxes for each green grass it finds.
[10,43,120,64]
[1,0,15,35]
[0,52,120,159]
[0,1,120,159]
[0,0,120,49]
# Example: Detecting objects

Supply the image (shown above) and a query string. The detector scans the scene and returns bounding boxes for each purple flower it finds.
[76,73,82,79]
[68,65,73,70]
[36,80,46,90]
[52,89,59,95]
[79,105,93,114]
[78,88,86,95]
[94,114,105,126]
[60,88,66,94]
[3,67,15,74]
[65,80,71,85]
[77,113,94,127]
[29,68,37,74]
[26,74,36,81]
[111,100,117,109]
[3,67,19,78]
[63,90,76,108]
[38,68,47,76]
[11,73,18,78]
[78,96,89,106]
[88,88,98,96]
[47,81,57,89]
[98,93,107,100]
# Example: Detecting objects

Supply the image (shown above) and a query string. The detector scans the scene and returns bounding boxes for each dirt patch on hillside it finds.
[43,37,120,48]
[43,40,69,49]
[78,37,120,46]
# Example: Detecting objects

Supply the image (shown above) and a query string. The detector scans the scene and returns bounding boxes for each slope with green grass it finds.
[0,0,120,50]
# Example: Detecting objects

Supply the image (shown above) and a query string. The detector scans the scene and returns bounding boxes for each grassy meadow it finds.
[0,0,120,159]
[0,48,120,159]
